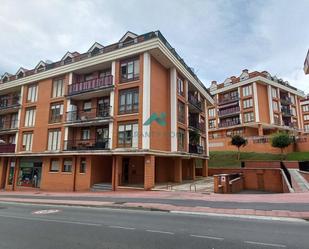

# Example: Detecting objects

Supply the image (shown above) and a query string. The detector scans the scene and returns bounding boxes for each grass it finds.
[209,151,309,168]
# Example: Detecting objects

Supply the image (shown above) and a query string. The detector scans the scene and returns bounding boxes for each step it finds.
[91,183,112,192]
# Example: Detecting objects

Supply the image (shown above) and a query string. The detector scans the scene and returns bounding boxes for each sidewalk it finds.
[1,190,309,219]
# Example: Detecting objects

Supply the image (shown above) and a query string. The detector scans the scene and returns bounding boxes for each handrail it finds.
[189,183,197,192]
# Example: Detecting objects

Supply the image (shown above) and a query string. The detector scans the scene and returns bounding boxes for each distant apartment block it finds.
[0,31,213,191]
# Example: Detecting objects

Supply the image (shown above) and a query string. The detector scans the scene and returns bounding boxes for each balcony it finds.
[0,96,20,114]
[68,76,113,96]
[188,118,205,133]
[0,143,15,153]
[188,93,203,111]
[280,96,292,105]
[218,93,239,105]
[281,108,292,117]
[189,144,204,154]
[0,119,19,132]
[64,138,110,150]
[66,107,111,126]
[218,119,240,128]
[218,106,240,117]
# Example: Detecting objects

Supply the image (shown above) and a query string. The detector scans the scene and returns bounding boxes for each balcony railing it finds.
[64,139,110,150]
[218,94,239,105]
[218,106,240,117]
[218,119,240,128]
[0,143,15,153]
[281,108,293,116]
[189,144,204,154]
[188,93,203,111]
[280,96,292,105]
[189,118,205,132]
[66,107,111,123]
[0,96,20,110]
[68,75,113,96]
[0,119,19,131]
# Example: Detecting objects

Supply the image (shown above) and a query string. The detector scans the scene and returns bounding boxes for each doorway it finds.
[18,159,42,188]
[122,158,130,185]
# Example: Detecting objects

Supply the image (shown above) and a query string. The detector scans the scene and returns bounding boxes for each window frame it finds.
[47,129,61,151]
[118,88,139,115]
[177,128,186,151]
[52,78,64,98]
[117,122,138,148]
[62,158,73,173]
[120,57,140,83]
[50,159,60,172]
[27,84,38,103]
[22,132,33,151]
[24,108,36,127]
[49,102,64,123]
[177,101,185,123]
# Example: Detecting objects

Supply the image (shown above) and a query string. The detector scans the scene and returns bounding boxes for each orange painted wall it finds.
[256,83,270,124]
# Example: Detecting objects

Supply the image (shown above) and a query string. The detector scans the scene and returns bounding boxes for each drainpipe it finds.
[73,155,77,192]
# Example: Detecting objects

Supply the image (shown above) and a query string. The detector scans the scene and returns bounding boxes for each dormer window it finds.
[35,61,46,73]
[17,71,24,79]
[88,42,104,56]
[64,56,73,65]
[2,76,8,83]
[37,65,45,72]
[91,47,100,56]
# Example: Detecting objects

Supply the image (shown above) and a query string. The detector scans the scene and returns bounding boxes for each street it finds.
[0,202,308,249]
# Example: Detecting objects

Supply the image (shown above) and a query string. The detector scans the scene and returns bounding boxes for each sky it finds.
[0,0,308,93]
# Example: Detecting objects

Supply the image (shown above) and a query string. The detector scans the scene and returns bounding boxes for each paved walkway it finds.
[1,190,309,219]
[289,169,309,192]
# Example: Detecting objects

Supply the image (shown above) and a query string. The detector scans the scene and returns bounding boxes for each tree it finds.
[231,135,247,160]
[270,132,292,159]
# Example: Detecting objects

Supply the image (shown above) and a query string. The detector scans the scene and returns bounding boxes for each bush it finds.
[231,135,247,160]
[270,132,292,159]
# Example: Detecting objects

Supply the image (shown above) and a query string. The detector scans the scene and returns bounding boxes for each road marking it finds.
[109,225,136,230]
[244,241,286,248]
[146,230,174,235]
[32,209,60,215]
[0,214,101,227]
[190,234,224,240]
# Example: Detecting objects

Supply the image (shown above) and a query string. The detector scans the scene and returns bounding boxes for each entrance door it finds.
[122,158,130,184]
[33,162,42,188]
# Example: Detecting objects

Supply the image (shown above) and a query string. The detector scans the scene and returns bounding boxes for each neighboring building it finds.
[207,69,305,151]
[304,49,309,75]
[0,31,213,191]
[300,96,309,133]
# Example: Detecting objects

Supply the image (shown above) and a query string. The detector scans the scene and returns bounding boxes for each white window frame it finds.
[24,108,36,127]
[47,129,61,151]
[52,79,64,98]
[243,98,253,109]
[27,84,38,102]
[242,85,252,97]
[244,112,254,123]
[22,132,33,151]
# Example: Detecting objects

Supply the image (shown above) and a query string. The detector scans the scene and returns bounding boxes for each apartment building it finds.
[207,69,305,151]
[0,31,213,192]
[301,97,309,133]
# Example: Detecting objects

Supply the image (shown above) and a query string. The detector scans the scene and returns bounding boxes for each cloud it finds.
[0,0,308,93]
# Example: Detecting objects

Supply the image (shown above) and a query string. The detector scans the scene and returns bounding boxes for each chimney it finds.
[242,69,249,73]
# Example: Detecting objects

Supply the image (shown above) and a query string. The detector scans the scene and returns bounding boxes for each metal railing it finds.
[0,95,20,110]
[68,75,113,95]
[66,107,111,123]
[281,107,293,116]
[189,118,205,132]
[189,144,204,154]
[218,119,240,128]
[0,143,15,153]
[64,138,110,150]
[0,119,19,131]
[218,93,239,105]
[188,93,203,110]
[218,106,240,117]
[280,96,292,105]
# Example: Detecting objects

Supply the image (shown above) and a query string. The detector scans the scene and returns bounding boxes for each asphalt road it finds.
[0,202,308,249]
[1,194,309,211]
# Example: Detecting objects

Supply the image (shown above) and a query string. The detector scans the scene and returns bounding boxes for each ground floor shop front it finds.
[0,154,208,191]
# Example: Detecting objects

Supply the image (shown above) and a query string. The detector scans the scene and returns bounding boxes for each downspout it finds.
[73,155,77,192]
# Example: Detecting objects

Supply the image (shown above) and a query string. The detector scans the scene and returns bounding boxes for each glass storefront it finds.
[17,159,42,188]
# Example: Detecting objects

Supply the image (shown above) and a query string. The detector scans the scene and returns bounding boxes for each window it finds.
[272,88,278,98]
[177,101,185,123]
[243,98,253,109]
[84,74,93,81]
[292,107,296,116]
[177,129,185,151]
[22,132,33,151]
[305,124,309,132]
[304,114,309,121]
[81,128,90,140]
[273,101,278,111]
[242,85,252,97]
[209,120,215,129]
[24,108,36,127]
[177,77,184,96]
[274,114,280,125]
[50,103,64,123]
[50,159,60,172]
[99,70,111,78]
[63,159,72,172]
[80,158,87,173]
[120,58,139,82]
[83,101,92,111]
[47,129,61,151]
[302,105,309,112]
[208,108,215,117]
[290,95,295,105]
[52,79,64,98]
[119,88,139,114]
[11,113,18,129]
[27,84,38,102]
[244,112,254,123]
[118,123,138,147]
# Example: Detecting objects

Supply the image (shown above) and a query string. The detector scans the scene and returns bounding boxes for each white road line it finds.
[109,225,136,230]
[190,234,224,241]
[0,214,101,227]
[146,230,174,235]
[244,241,286,248]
